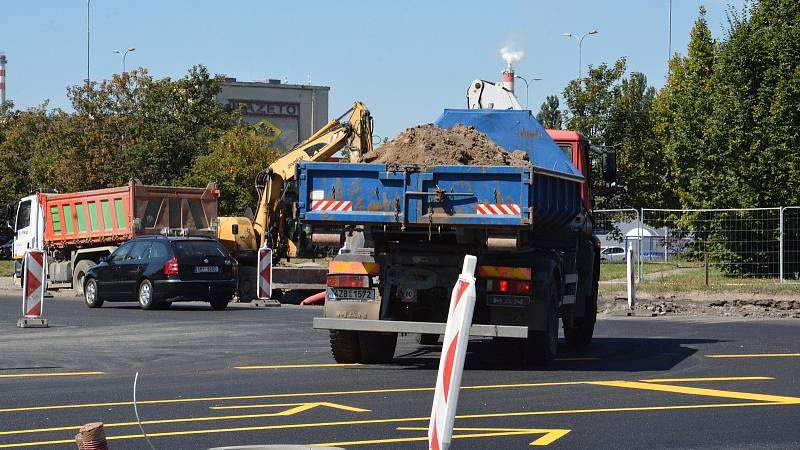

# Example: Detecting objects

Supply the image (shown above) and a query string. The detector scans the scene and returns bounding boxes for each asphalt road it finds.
[1,292,799,450]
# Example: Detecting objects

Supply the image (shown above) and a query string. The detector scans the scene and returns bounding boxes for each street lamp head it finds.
[532,78,543,81]
[113,49,121,54]
[589,30,599,35]
[128,48,136,52]
[562,32,574,37]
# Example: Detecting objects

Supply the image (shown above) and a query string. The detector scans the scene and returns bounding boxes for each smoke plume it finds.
[500,45,524,66]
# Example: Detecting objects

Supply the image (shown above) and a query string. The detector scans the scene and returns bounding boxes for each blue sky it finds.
[4,0,744,139]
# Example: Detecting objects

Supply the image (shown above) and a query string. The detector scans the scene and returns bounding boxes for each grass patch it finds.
[600,264,800,296]
[0,260,14,277]
[599,262,680,281]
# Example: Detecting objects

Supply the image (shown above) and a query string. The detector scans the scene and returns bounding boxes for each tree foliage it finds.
[536,95,562,129]
[184,125,280,216]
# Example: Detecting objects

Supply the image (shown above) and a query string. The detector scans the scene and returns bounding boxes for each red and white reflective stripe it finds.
[310,200,353,212]
[22,250,46,317]
[428,255,477,450]
[326,131,344,143]
[257,247,272,300]
[476,203,521,215]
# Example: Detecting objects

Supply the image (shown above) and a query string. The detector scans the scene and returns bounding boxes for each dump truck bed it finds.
[41,181,219,247]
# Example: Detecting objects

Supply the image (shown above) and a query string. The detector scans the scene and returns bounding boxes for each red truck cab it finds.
[546,129,592,212]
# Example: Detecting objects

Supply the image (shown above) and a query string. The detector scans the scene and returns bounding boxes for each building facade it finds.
[218,78,329,151]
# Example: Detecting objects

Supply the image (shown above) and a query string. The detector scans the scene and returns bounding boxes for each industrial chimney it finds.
[0,53,6,105]
[501,64,514,93]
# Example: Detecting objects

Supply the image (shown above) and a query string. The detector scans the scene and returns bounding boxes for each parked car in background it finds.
[83,235,238,310]
[600,246,626,261]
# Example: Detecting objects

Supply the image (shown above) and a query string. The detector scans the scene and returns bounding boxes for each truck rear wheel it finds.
[525,280,559,366]
[564,291,597,347]
[359,332,397,364]
[330,330,361,363]
[72,260,95,296]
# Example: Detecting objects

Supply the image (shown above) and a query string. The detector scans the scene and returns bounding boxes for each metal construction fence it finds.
[594,207,800,285]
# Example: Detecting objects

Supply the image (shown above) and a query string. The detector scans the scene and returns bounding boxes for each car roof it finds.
[132,235,217,242]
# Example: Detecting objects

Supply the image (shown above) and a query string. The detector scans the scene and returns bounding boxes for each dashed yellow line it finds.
[706,353,800,358]
[235,363,362,370]
[0,372,104,379]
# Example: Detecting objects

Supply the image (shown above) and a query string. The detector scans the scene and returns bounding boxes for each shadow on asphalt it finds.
[390,336,722,372]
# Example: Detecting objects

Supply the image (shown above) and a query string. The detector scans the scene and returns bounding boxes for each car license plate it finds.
[330,288,375,301]
[194,266,219,273]
[487,295,530,307]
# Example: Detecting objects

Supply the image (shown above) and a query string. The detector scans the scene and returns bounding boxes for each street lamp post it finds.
[562,30,598,79]
[514,75,543,110]
[113,48,136,73]
[86,0,90,85]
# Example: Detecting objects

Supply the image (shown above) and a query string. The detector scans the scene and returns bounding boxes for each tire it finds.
[210,297,229,311]
[330,330,361,363]
[138,279,157,310]
[359,332,397,364]
[564,291,597,347]
[525,279,559,366]
[416,334,439,345]
[72,260,95,296]
[83,278,103,308]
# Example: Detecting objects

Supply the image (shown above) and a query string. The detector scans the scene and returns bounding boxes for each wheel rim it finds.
[86,281,96,304]
[139,283,151,305]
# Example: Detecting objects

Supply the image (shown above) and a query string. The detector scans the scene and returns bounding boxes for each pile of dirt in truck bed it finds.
[362,124,530,169]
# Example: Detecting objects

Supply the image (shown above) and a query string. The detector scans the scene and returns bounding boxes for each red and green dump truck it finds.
[9,180,219,294]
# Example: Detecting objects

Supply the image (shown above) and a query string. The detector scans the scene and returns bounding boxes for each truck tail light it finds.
[486,279,531,295]
[327,274,369,288]
[163,257,179,275]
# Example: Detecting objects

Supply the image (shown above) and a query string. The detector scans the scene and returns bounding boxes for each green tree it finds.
[536,95,562,129]
[184,124,280,216]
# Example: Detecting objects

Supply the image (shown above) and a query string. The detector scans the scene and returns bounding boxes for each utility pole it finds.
[668,0,673,65]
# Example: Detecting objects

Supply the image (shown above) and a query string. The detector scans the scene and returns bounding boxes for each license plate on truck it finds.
[193,266,219,273]
[329,288,375,301]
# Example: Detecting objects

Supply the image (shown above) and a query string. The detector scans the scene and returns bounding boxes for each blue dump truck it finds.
[297,109,604,365]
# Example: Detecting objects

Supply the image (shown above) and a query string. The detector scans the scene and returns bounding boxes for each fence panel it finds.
[593,209,642,281]
[641,208,781,286]
[781,206,800,283]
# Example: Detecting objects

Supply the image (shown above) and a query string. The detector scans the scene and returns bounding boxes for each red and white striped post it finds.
[428,254,477,450]
[17,250,49,328]
[255,246,280,307]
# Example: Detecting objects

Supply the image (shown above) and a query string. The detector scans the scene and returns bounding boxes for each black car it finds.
[83,235,238,310]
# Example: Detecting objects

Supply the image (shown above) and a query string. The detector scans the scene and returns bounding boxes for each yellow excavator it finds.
[217,101,373,299]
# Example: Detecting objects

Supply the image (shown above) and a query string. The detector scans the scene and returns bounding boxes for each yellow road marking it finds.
[706,353,800,358]
[396,427,571,446]
[0,376,773,413]
[640,376,774,383]
[209,402,368,412]
[317,427,571,447]
[591,380,800,404]
[0,402,370,437]
[0,372,104,379]
[235,363,362,370]
[0,401,791,448]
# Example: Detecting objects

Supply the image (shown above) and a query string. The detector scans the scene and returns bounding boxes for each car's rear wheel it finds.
[84,278,103,308]
[72,260,95,296]
[138,279,157,310]
[210,297,229,311]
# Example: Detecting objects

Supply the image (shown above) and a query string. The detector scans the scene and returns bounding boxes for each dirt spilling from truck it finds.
[362,124,530,169]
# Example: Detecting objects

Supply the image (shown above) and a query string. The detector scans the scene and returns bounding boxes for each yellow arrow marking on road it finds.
[209,402,369,413]
[393,427,570,446]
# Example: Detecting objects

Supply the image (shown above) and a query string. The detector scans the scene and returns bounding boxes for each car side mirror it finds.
[231,223,239,236]
[99,256,109,264]
[602,152,617,184]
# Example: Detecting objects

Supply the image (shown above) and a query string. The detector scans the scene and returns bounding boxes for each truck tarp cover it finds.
[434,109,584,180]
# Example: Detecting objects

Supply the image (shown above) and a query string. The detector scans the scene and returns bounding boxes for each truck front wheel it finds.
[330,330,361,363]
[72,260,95,296]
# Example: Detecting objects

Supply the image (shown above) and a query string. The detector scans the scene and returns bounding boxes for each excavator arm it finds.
[250,101,373,256]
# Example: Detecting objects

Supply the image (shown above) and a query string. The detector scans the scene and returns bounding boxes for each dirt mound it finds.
[362,124,530,169]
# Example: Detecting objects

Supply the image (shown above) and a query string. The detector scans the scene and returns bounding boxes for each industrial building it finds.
[217,78,329,151]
